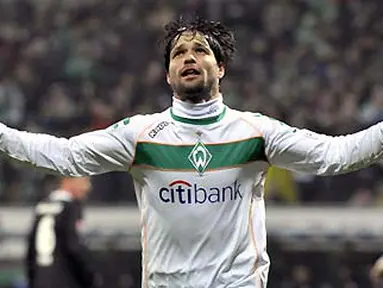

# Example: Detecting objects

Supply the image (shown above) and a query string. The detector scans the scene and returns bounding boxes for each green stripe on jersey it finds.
[134,137,266,171]
[170,107,227,125]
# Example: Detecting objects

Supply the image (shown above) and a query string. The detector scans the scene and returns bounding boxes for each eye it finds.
[173,50,185,58]
[195,47,207,54]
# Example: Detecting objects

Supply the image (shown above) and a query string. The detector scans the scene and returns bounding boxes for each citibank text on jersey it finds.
[159,180,243,204]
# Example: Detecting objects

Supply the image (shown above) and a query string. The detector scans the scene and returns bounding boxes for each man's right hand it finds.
[371,256,383,287]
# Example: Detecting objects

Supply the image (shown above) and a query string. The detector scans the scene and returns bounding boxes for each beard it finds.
[171,77,214,103]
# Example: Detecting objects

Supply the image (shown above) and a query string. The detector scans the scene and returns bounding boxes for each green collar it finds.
[170,106,227,125]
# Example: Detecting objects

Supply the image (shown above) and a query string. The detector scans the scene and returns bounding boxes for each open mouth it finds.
[181,68,201,77]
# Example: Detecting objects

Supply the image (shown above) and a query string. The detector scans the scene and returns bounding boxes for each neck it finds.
[174,84,221,103]
[171,93,225,119]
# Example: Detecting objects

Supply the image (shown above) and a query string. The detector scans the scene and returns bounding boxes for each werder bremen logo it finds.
[188,141,212,174]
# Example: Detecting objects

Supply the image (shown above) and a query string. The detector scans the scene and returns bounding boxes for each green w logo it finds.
[188,141,212,174]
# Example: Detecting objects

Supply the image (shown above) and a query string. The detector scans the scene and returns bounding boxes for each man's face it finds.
[72,177,92,200]
[167,31,225,102]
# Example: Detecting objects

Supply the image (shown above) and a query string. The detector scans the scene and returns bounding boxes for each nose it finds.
[184,53,197,65]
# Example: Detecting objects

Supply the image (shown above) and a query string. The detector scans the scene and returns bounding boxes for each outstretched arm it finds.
[252,114,383,175]
[0,117,141,177]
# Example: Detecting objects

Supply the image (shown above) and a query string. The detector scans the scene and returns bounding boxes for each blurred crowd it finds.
[0,0,383,205]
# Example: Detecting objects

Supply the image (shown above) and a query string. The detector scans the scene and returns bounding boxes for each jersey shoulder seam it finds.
[129,110,169,170]
[229,109,264,138]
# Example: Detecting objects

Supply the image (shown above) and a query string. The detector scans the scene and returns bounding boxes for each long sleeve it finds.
[0,116,146,176]
[252,114,383,175]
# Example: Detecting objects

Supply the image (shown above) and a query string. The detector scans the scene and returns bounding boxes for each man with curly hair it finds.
[163,17,235,103]
[1,16,383,287]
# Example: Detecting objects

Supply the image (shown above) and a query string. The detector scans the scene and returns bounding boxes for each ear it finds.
[166,73,171,85]
[218,64,225,79]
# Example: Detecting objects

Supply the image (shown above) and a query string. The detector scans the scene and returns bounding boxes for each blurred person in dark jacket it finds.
[25,176,101,288]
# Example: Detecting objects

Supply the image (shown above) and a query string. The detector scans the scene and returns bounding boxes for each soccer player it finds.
[26,176,101,288]
[1,16,383,287]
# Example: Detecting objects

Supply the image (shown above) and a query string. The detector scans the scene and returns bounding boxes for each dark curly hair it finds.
[163,16,236,71]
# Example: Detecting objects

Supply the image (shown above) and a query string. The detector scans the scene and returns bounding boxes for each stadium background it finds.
[0,0,383,287]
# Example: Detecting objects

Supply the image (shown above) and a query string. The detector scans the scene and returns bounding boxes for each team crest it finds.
[188,141,212,175]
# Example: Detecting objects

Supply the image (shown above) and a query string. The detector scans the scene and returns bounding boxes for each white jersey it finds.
[1,96,383,288]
